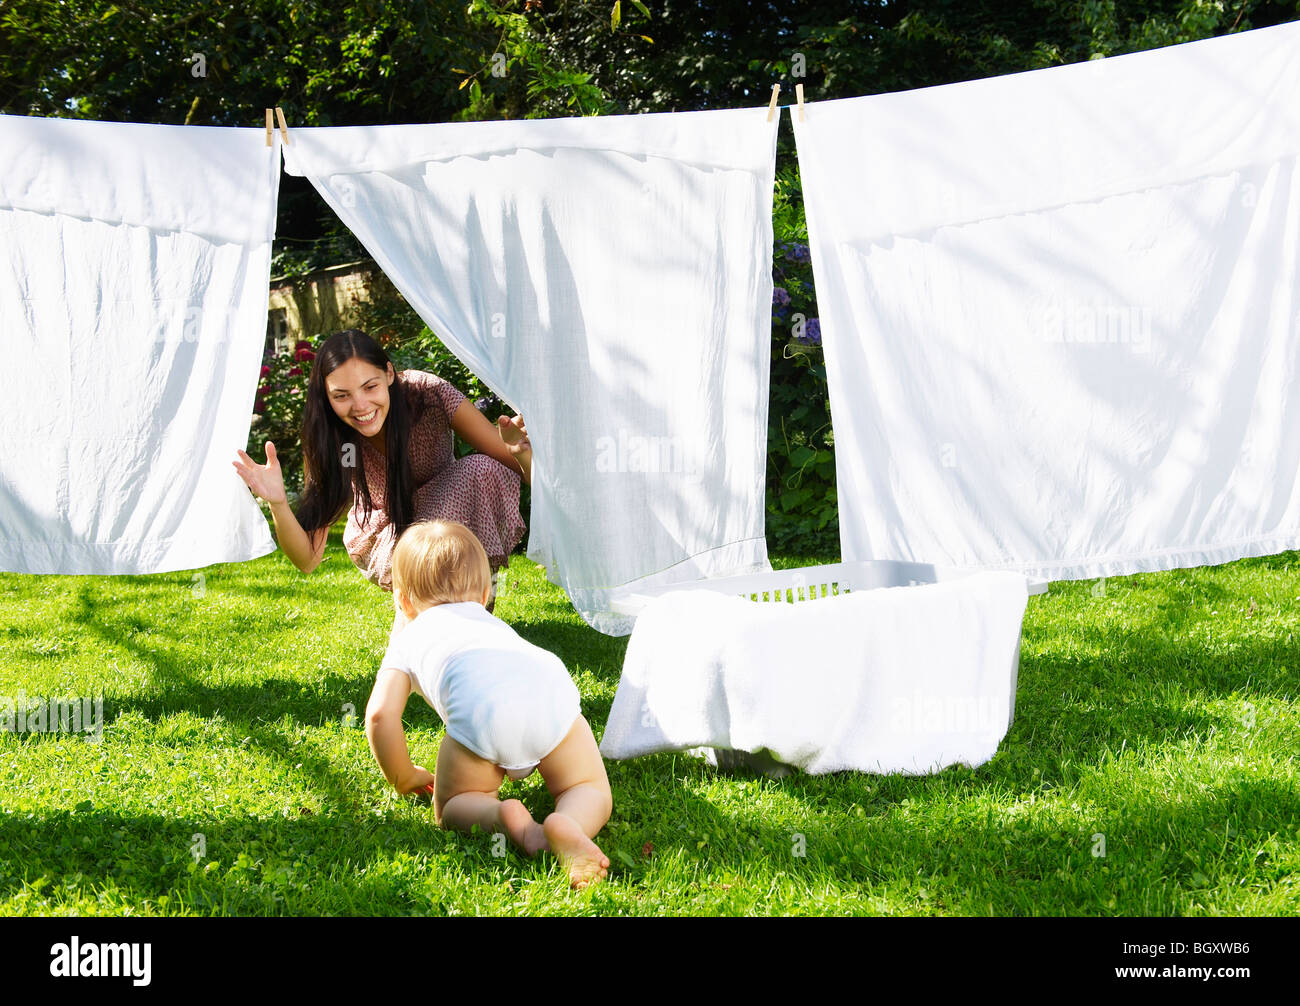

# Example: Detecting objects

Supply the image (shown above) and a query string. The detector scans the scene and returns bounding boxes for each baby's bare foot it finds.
[499,799,547,856]
[543,813,609,890]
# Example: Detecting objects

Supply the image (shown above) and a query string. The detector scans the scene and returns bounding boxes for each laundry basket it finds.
[610,559,1048,615]
[607,560,1047,775]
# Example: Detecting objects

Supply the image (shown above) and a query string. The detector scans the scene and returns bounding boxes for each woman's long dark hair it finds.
[294,329,416,539]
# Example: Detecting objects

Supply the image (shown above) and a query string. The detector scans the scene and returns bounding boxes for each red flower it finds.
[258,384,270,396]
[254,398,266,413]
[260,365,271,377]
[295,348,315,362]
[294,339,313,352]
[288,367,302,377]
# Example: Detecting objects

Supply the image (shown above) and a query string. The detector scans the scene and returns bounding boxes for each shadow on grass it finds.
[0,756,811,914]
[598,756,1299,914]
[4,761,1290,915]
[0,805,483,915]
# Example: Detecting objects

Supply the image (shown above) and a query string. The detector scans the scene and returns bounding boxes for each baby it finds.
[364,519,612,889]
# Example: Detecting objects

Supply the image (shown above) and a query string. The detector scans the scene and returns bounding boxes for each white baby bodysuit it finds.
[380,601,581,778]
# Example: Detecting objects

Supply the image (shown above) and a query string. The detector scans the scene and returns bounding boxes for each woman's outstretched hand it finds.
[496,414,532,485]
[496,414,531,455]
[233,442,288,506]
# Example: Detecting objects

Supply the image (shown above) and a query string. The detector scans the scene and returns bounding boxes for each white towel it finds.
[281,107,779,633]
[600,571,1031,775]
[0,114,280,574]
[792,22,1300,581]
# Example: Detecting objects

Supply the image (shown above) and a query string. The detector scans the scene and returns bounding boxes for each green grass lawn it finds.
[1,527,1297,916]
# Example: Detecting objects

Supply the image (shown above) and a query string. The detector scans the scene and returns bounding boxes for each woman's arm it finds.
[449,400,532,484]
[233,442,332,574]
[269,503,329,574]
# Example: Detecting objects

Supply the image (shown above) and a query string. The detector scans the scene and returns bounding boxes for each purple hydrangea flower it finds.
[796,317,822,347]
[772,286,791,307]
[787,243,810,263]
[475,392,503,414]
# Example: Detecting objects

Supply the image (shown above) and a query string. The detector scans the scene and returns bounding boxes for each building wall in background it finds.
[265,260,400,358]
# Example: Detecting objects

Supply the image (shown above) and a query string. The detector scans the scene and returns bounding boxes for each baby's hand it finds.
[403,765,436,797]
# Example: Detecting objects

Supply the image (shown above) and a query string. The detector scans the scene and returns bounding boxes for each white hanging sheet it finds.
[282,108,778,633]
[792,22,1300,580]
[0,114,280,575]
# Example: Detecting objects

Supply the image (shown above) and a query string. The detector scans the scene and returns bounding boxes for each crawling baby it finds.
[364,519,612,889]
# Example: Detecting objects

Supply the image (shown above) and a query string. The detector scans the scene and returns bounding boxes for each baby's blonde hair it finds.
[391,520,492,609]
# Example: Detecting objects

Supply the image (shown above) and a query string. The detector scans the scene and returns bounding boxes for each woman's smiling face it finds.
[326,356,395,437]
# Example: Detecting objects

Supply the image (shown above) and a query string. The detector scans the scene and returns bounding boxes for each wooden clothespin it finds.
[275,106,291,145]
[796,83,805,122]
[265,108,274,147]
[766,84,781,123]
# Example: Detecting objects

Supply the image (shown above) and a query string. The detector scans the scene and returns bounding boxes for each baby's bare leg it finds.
[537,717,613,889]
[434,735,544,853]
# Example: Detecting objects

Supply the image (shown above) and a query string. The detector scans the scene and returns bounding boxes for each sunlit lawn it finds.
[1,526,1297,916]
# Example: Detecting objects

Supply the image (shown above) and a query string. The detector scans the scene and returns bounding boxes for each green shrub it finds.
[246,341,314,495]
[767,160,838,555]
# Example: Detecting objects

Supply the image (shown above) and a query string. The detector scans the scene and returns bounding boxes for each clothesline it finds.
[266,85,801,143]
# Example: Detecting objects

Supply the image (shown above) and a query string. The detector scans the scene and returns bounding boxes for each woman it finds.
[233,329,530,632]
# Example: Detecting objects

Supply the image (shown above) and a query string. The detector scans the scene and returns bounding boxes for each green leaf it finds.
[611,1,621,32]
[780,487,812,510]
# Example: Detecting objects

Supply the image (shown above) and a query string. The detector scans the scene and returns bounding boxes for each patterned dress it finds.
[342,370,526,592]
